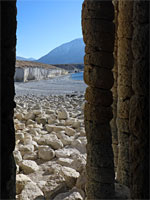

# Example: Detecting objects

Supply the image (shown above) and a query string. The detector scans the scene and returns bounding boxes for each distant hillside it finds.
[16,60,84,72]
[36,38,85,64]
[16,56,35,61]
[53,64,84,72]
[16,60,59,69]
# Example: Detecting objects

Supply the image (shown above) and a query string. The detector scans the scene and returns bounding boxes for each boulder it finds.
[38,145,55,161]
[19,160,39,174]
[65,127,76,136]
[71,139,86,154]
[16,113,24,121]
[72,121,81,129]
[56,131,73,146]
[15,123,25,130]
[57,158,74,167]
[16,132,24,141]
[53,126,66,132]
[13,150,22,164]
[60,166,80,188]
[19,145,34,156]
[42,175,67,200]
[23,151,38,161]
[18,181,44,200]
[24,112,35,120]
[16,174,32,195]
[36,117,47,125]
[58,109,69,120]
[55,148,80,159]
[45,124,54,132]
[45,134,64,150]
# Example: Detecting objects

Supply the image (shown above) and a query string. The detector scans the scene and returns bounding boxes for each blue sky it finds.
[16,0,83,59]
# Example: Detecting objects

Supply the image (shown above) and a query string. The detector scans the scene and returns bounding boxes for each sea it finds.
[70,71,83,81]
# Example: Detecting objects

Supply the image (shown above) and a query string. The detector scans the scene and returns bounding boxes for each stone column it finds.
[82,1,115,199]
[129,0,149,199]
[111,0,118,173]
[116,0,133,187]
[1,1,17,199]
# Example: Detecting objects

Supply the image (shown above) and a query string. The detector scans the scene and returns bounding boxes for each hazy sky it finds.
[16,0,83,59]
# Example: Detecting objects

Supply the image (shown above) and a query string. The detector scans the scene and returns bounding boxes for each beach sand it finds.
[15,74,87,96]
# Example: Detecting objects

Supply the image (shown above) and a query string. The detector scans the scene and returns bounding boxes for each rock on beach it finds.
[14,94,86,200]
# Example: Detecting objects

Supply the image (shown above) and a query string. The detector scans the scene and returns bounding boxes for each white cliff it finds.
[14,67,68,82]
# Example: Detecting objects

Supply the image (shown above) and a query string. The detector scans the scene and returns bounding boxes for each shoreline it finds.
[15,72,87,96]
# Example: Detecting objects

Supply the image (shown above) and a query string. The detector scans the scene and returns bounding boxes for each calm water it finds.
[70,72,84,81]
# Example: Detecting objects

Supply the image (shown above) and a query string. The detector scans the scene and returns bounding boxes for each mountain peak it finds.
[36,38,85,65]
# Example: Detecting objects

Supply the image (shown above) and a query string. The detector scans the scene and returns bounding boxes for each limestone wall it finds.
[129,0,149,198]
[14,67,68,82]
[82,1,115,199]
[116,0,133,187]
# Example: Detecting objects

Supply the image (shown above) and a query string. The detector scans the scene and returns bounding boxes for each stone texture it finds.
[17,181,44,200]
[38,145,55,161]
[84,65,114,90]
[116,0,133,187]
[82,1,115,199]
[53,188,83,200]
[16,174,32,195]
[60,167,80,188]
[19,160,39,174]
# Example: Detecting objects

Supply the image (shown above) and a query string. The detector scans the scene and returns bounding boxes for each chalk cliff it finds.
[14,60,68,82]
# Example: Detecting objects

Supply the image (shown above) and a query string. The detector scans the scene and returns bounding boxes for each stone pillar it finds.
[1,1,17,199]
[116,0,133,187]
[129,0,149,199]
[111,0,118,173]
[82,1,115,199]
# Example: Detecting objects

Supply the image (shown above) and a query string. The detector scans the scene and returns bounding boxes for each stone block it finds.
[84,51,114,69]
[118,38,133,67]
[117,85,133,100]
[86,143,114,169]
[129,95,148,139]
[82,1,114,21]
[85,120,112,144]
[118,65,132,87]
[132,24,149,61]
[133,0,149,25]
[117,118,129,133]
[85,87,113,106]
[118,1,133,22]
[118,20,133,39]
[83,30,114,52]
[117,99,130,119]
[84,65,114,90]
[84,103,113,123]
[132,59,148,95]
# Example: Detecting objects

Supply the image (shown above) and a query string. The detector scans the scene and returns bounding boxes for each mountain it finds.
[16,56,35,61]
[36,38,85,64]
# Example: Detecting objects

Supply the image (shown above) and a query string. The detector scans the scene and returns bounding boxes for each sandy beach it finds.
[15,74,87,96]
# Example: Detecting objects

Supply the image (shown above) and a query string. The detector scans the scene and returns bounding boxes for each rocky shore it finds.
[14,94,86,200]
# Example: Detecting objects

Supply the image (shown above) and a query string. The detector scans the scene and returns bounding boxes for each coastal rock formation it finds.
[14,60,68,82]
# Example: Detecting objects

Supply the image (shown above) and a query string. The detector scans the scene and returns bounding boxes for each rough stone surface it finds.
[60,167,80,188]
[38,145,55,161]
[19,160,39,174]
[82,1,115,199]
